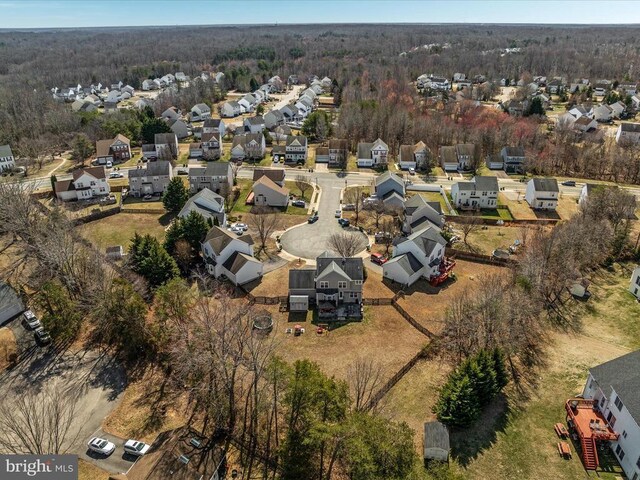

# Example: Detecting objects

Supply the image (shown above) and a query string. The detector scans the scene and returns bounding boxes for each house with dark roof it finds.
[324,139,349,167]
[264,109,285,130]
[166,118,190,139]
[285,135,308,164]
[356,138,389,168]
[450,176,499,210]
[0,144,15,173]
[0,280,25,326]
[243,116,266,134]
[231,133,266,161]
[190,103,211,122]
[382,225,448,287]
[178,188,226,226]
[252,176,289,207]
[201,132,222,160]
[55,166,110,201]
[252,168,285,187]
[398,141,429,170]
[500,146,526,174]
[373,171,406,209]
[525,177,559,210]
[455,144,475,171]
[616,123,640,145]
[201,226,262,285]
[202,118,226,137]
[128,161,173,197]
[189,162,232,194]
[439,146,458,172]
[288,253,364,319]
[423,421,450,464]
[95,134,131,165]
[154,133,179,160]
[581,350,640,478]
[220,100,241,118]
[403,194,445,234]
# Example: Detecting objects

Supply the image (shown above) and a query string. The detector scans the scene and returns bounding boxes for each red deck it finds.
[565,398,618,470]
[429,257,456,287]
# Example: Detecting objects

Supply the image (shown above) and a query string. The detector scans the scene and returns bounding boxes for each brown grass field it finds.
[78,212,169,252]
[0,327,17,371]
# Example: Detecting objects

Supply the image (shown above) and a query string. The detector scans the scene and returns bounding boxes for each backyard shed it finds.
[424,421,450,464]
[289,295,309,312]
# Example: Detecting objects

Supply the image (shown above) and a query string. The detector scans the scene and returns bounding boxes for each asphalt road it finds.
[279,172,369,260]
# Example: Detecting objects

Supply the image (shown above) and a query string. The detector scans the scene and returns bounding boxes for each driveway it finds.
[279,174,368,260]
[0,343,127,474]
[80,428,137,474]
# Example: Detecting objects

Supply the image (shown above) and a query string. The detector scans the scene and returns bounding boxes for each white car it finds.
[109,172,124,178]
[87,437,116,456]
[233,223,249,231]
[335,210,342,218]
[408,167,416,175]
[106,161,113,168]
[23,310,41,329]
[123,439,150,456]
[227,226,244,235]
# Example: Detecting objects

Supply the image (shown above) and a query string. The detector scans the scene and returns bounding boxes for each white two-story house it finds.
[54,166,110,201]
[580,350,640,480]
[525,177,559,210]
[373,171,406,209]
[451,176,499,210]
[201,226,263,286]
[0,144,15,173]
[383,225,448,287]
[356,138,389,167]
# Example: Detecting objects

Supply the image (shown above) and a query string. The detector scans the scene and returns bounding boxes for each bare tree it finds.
[230,160,242,184]
[343,186,363,227]
[294,174,311,200]
[380,217,397,255]
[0,385,81,454]
[368,199,387,230]
[249,207,281,255]
[460,218,482,249]
[328,232,362,258]
[347,357,385,412]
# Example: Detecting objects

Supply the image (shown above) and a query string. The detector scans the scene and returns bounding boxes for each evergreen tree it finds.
[301,111,333,141]
[162,177,189,213]
[434,370,481,428]
[141,116,171,144]
[181,211,209,251]
[163,220,183,254]
[492,347,509,390]
[249,77,259,92]
[50,175,57,192]
[526,97,545,116]
[71,134,95,164]
[129,234,179,287]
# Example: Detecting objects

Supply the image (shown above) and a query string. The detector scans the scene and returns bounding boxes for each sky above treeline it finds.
[2,0,640,29]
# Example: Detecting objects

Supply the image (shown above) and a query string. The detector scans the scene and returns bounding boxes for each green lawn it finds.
[229,178,254,214]
[122,195,166,212]
[78,212,170,252]
[415,191,448,213]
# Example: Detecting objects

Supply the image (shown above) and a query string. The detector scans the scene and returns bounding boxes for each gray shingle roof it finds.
[357,142,373,159]
[0,280,25,324]
[620,123,640,133]
[590,350,640,420]
[190,162,231,178]
[532,177,559,192]
[222,251,257,274]
[316,253,364,281]
[129,160,172,178]
[473,176,499,192]
[387,252,423,275]
[503,146,525,157]
[289,269,316,289]
[245,116,265,125]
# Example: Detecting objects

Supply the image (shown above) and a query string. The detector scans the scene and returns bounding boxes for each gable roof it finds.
[155,133,177,144]
[222,251,259,275]
[72,166,106,181]
[357,142,374,159]
[440,146,457,163]
[95,139,113,157]
[289,269,316,289]
[531,177,559,192]
[316,252,364,281]
[589,350,640,420]
[179,188,224,218]
[396,225,446,257]
[129,160,172,178]
[245,116,265,125]
[620,122,640,133]
[503,146,525,157]
[54,179,75,194]
[286,135,307,148]
[371,138,388,150]
[472,176,499,192]
[253,175,289,196]
[253,168,285,183]
[203,118,223,129]
[201,132,220,143]
[399,145,414,163]
[203,226,253,255]
[375,171,404,188]
[192,103,210,112]
[455,143,475,157]
[328,139,348,151]
[385,251,423,275]
[189,162,231,177]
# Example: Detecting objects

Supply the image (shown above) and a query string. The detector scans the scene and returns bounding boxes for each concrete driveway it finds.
[0,342,127,474]
[279,173,368,260]
[80,428,137,475]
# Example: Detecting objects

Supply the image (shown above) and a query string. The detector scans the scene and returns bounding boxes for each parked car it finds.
[342,204,356,211]
[292,199,305,208]
[142,194,153,201]
[408,167,416,175]
[228,226,244,235]
[109,172,124,179]
[106,161,113,168]
[334,210,342,218]
[177,168,188,176]
[87,437,116,456]
[370,252,388,265]
[34,327,51,345]
[22,310,41,329]
[123,439,150,457]
[233,223,248,231]
[338,218,350,227]
[561,180,576,187]
[308,214,319,223]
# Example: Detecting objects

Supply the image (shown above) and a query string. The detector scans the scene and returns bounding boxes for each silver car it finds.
[23,310,41,330]
[123,439,150,456]
[87,437,116,456]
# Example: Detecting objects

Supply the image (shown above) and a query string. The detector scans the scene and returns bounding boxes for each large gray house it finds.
[189,162,233,194]
[127,160,173,197]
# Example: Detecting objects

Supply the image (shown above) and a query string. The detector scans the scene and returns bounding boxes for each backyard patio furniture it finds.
[557,441,572,459]
[554,423,569,438]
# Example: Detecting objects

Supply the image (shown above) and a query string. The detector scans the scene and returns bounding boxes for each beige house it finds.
[252,175,289,207]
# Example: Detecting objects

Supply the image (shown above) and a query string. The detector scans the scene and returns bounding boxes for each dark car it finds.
[34,327,52,345]
[338,218,350,227]
[292,200,306,208]
[308,214,319,223]
[561,180,576,187]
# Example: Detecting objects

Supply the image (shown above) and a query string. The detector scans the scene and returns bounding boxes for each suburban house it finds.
[546,79,564,94]
[244,116,266,134]
[264,109,285,130]
[356,138,389,168]
[179,188,226,226]
[574,116,598,133]
[252,175,289,207]
[524,178,559,210]
[320,139,349,167]
[424,421,450,465]
[295,96,314,117]
[189,142,203,159]
[0,280,25,325]
[285,135,308,164]
[455,143,475,171]
[0,144,15,173]
[451,176,499,210]
[189,162,232,194]
[190,103,211,121]
[154,133,179,160]
[166,118,190,139]
[220,101,241,118]
[55,166,110,201]
[578,350,640,477]
[485,154,504,170]
[231,133,266,161]
[569,105,591,119]
[161,106,181,122]
[500,146,526,174]
[402,194,445,234]
[373,171,406,209]
[203,118,226,137]
[609,101,626,118]
[201,226,262,286]
[128,161,173,197]
[253,168,285,187]
[95,134,131,164]
[288,253,364,319]
[238,94,257,113]
[201,132,222,160]
[557,112,577,130]
[398,141,429,170]
[440,146,458,171]
[593,104,614,122]
[616,123,640,145]
[382,225,448,287]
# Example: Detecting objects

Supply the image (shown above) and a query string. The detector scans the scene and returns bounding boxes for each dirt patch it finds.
[363,270,396,299]
[0,327,17,371]
[245,259,307,297]
[78,459,111,480]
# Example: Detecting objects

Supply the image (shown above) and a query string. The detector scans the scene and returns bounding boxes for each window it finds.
[338,281,347,289]
[636,275,640,287]
[607,411,617,428]
[350,292,357,298]
[622,430,627,439]
[319,281,329,289]
[589,380,594,390]
[600,397,605,408]
[354,280,362,285]
[615,444,625,461]
[614,396,624,411]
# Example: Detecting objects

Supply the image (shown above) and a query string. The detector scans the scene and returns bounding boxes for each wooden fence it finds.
[362,298,393,306]
[445,247,515,267]
[445,214,559,226]
[71,206,121,226]
[391,299,435,339]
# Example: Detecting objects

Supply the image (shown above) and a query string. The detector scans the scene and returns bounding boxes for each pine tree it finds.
[162,177,189,213]
[163,220,184,254]
[492,347,509,390]
[181,211,209,251]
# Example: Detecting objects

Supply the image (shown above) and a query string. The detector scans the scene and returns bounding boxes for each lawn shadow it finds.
[158,212,175,226]
[533,209,561,220]
[450,394,510,467]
